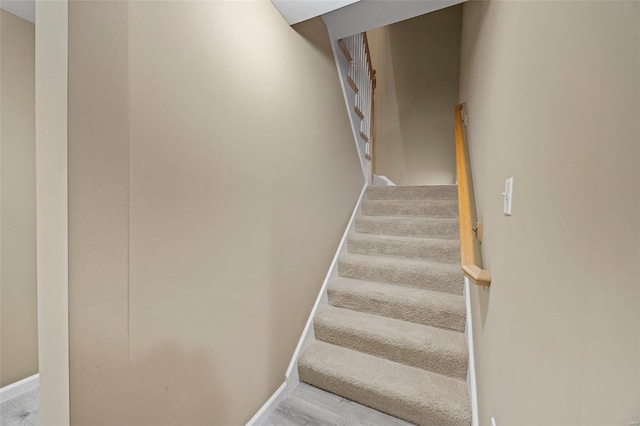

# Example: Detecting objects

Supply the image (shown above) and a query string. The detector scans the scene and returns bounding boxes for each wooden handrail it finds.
[455,104,491,286]
[363,33,374,83]
[363,33,376,166]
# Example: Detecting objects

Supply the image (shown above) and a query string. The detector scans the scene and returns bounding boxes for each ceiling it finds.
[3,0,345,26]
[1,0,35,23]
[270,0,359,25]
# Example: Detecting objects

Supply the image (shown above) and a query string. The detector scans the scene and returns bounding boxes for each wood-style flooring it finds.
[0,388,39,426]
[261,383,413,426]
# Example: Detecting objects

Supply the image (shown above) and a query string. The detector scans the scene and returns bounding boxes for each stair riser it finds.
[367,186,458,200]
[314,321,468,380]
[355,216,459,238]
[362,200,458,218]
[338,258,463,295]
[327,287,466,332]
[298,365,469,426]
[347,235,460,263]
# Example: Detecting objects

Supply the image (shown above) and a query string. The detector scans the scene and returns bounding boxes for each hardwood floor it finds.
[0,388,39,426]
[261,383,413,426]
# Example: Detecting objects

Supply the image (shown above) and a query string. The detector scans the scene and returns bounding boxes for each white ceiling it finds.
[323,0,466,39]
[271,0,359,25]
[1,0,35,23]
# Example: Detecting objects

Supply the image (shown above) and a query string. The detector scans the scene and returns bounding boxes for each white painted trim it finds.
[322,0,466,40]
[245,382,288,426]
[247,183,367,425]
[0,373,39,403]
[270,0,360,25]
[464,277,479,426]
[284,183,367,383]
[35,1,70,423]
[372,175,395,186]
[324,24,369,181]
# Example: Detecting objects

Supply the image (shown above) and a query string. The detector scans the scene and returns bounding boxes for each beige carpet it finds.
[298,185,471,426]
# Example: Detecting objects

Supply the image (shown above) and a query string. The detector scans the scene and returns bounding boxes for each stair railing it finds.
[455,104,491,286]
[338,33,377,179]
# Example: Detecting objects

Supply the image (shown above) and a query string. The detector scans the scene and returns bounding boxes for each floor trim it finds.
[372,175,396,186]
[0,373,39,404]
[246,185,367,425]
[284,183,367,385]
[464,277,479,426]
[245,382,288,426]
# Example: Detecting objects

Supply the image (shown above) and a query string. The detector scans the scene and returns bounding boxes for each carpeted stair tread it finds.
[355,215,459,238]
[347,232,460,263]
[367,185,458,200]
[361,199,458,218]
[338,253,463,295]
[314,306,468,380]
[298,341,471,426]
[294,184,471,424]
[327,277,466,332]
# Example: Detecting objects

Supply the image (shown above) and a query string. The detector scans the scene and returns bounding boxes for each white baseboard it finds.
[464,277,479,426]
[372,175,395,186]
[248,186,476,426]
[245,381,288,426]
[246,183,367,425]
[284,183,367,383]
[0,373,39,403]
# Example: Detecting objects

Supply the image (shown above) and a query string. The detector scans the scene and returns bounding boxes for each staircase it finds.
[297,185,471,426]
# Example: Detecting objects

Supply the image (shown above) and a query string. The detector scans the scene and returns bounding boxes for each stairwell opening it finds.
[365,4,464,186]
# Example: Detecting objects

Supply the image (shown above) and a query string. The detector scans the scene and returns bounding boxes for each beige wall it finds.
[459,1,640,425]
[0,9,38,388]
[68,1,363,424]
[35,0,70,423]
[68,1,129,423]
[368,5,462,185]
[367,26,406,185]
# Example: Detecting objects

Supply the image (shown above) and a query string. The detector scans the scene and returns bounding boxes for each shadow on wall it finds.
[474,281,491,329]
[293,18,335,63]
[252,15,364,424]
[458,0,491,107]
[367,25,406,185]
[263,15,362,413]
[130,343,223,425]
[459,0,493,333]
[77,342,223,425]
[369,5,463,186]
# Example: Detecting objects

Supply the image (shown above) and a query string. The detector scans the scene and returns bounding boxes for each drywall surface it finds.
[0,9,38,388]
[366,26,406,185]
[67,1,363,424]
[323,0,464,40]
[68,1,130,423]
[0,1,35,24]
[35,0,70,423]
[459,1,640,424]
[271,0,359,25]
[367,5,462,185]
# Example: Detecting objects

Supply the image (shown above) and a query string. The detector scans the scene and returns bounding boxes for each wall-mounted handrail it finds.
[455,104,491,286]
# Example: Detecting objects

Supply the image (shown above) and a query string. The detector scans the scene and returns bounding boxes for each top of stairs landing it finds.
[368,185,458,200]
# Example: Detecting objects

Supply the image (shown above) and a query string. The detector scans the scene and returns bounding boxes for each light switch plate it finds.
[503,177,513,216]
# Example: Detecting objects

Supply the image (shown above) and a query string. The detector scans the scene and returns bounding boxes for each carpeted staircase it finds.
[298,185,471,426]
